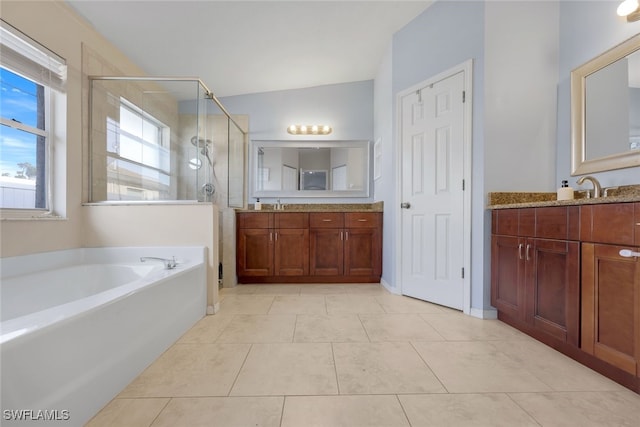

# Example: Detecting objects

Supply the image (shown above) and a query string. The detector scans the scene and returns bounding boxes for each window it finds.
[0,20,66,213]
[104,99,170,201]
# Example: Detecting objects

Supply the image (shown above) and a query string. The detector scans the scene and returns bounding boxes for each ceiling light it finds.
[617,0,640,21]
[287,124,333,135]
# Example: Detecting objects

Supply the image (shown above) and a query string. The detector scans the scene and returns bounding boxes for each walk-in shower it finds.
[88,77,245,206]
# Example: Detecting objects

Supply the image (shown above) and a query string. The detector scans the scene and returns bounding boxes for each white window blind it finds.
[0,19,66,91]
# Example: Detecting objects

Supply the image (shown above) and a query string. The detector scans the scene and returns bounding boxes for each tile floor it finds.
[86,283,640,426]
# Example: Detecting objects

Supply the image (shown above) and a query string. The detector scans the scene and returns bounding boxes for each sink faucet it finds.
[576,175,602,198]
[140,256,177,269]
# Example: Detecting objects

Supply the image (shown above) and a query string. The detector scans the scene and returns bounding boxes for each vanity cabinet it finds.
[491,207,580,346]
[236,212,309,278]
[236,211,382,283]
[580,203,640,378]
[492,201,640,392]
[309,212,382,277]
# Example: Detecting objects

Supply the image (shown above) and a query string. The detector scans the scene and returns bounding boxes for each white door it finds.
[400,71,466,310]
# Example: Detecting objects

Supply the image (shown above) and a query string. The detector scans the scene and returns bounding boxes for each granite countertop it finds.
[487,185,640,209]
[236,201,384,213]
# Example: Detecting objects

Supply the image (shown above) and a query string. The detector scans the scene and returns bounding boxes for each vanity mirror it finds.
[250,140,371,198]
[571,33,640,175]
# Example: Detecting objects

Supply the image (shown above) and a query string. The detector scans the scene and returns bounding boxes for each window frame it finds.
[0,20,66,219]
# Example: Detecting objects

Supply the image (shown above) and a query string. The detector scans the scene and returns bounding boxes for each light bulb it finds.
[300,125,308,134]
[311,125,318,133]
[617,0,639,16]
[322,125,331,134]
[288,125,297,133]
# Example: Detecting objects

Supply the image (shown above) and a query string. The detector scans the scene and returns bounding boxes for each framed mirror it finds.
[571,33,640,175]
[250,140,371,198]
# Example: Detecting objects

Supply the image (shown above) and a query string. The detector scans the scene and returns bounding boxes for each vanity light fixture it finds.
[287,124,332,135]
[617,0,640,21]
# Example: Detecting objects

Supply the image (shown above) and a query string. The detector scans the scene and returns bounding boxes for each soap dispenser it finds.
[557,180,574,201]
[254,198,262,210]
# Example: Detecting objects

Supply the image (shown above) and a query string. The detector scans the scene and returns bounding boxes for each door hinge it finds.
[462,179,465,191]
[461,267,465,279]
[462,91,466,103]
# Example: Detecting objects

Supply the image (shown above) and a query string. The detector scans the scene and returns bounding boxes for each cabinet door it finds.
[310,229,344,276]
[344,228,381,276]
[582,243,640,376]
[526,238,580,346]
[274,228,309,276]
[491,235,525,321]
[237,229,273,276]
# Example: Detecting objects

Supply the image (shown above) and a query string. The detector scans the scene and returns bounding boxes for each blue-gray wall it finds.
[213,0,639,314]
[374,0,486,311]
[219,80,373,143]
[557,1,640,186]
[219,81,375,204]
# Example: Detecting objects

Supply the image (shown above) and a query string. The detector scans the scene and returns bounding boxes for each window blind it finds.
[0,19,66,91]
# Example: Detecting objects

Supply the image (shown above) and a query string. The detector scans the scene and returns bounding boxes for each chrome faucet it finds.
[140,256,177,269]
[576,175,602,198]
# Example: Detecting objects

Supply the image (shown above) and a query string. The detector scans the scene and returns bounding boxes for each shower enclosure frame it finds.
[87,76,246,207]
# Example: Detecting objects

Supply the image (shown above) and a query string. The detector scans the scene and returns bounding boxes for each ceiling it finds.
[66,1,432,98]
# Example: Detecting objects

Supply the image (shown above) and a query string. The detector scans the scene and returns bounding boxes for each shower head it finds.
[190,136,213,166]
[190,136,212,146]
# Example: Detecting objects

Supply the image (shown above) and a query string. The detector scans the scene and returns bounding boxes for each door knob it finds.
[400,202,411,209]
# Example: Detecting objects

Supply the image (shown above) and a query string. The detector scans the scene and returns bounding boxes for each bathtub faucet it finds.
[140,256,177,269]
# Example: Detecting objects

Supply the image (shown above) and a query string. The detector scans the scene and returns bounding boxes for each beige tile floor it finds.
[86,283,640,427]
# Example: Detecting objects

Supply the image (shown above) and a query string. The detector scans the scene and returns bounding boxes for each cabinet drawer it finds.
[275,212,309,229]
[535,206,579,240]
[493,209,534,236]
[310,212,344,228]
[580,203,636,245]
[238,212,272,229]
[345,212,381,228]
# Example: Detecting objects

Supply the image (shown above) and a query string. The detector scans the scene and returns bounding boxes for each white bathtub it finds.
[0,247,207,426]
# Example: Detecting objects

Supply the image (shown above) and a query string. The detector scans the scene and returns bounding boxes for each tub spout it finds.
[140,256,177,269]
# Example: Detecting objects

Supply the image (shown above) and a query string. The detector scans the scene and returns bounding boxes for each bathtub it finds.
[0,246,207,426]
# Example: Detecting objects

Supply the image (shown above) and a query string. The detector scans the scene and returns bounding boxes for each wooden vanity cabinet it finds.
[236,212,309,278]
[309,212,382,277]
[491,207,580,346]
[309,213,344,276]
[237,211,382,283]
[580,203,640,378]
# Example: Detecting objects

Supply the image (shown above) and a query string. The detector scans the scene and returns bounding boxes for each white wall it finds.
[557,0,640,187]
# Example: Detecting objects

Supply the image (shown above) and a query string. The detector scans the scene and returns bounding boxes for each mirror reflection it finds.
[585,49,640,160]
[251,140,370,198]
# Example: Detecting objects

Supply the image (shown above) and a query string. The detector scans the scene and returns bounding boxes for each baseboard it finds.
[207,302,220,315]
[380,278,400,295]
[470,307,498,319]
